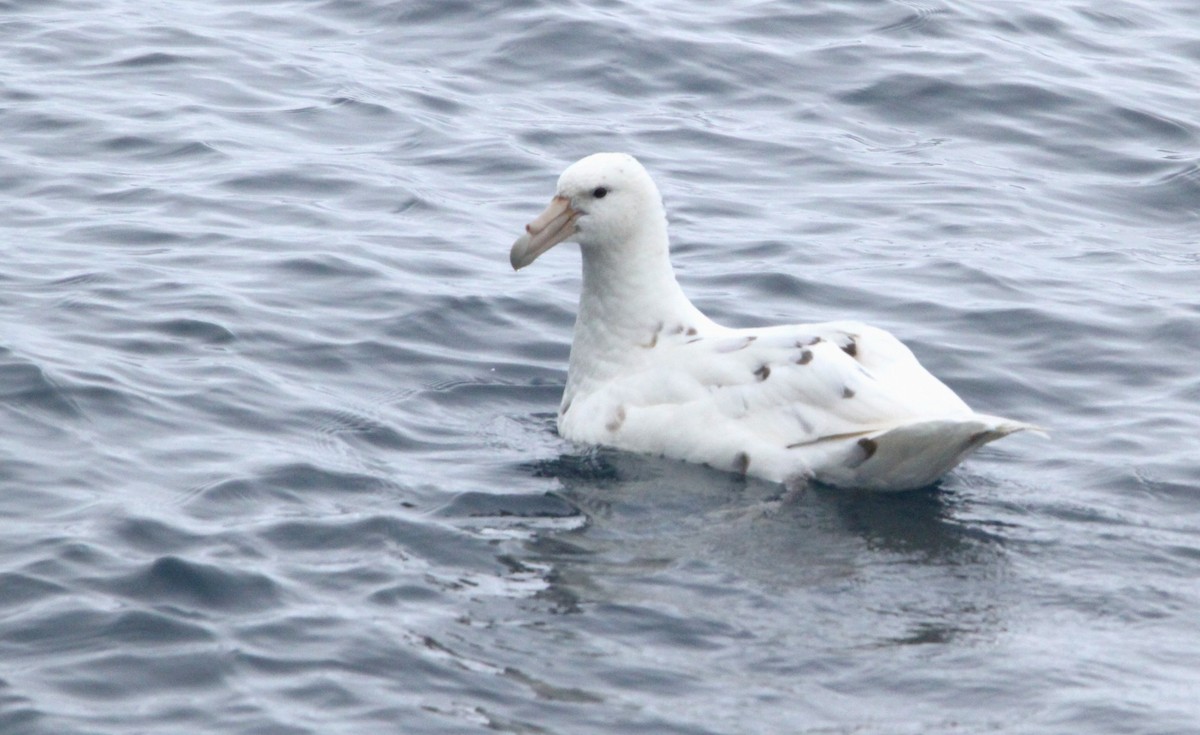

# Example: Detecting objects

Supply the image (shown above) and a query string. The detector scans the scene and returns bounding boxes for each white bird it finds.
[510,152,1034,492]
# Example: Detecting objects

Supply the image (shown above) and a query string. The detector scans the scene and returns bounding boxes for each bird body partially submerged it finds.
[511,152,1033,491]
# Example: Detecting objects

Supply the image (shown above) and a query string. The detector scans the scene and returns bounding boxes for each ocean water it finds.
[2,0,1198,733]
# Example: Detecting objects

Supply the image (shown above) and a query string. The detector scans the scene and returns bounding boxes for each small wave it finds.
[105,556,281,613]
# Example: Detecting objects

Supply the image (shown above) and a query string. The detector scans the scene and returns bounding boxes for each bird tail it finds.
[823,414,1041,492]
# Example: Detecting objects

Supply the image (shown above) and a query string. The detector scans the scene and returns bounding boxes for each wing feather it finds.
[559,320,981,481]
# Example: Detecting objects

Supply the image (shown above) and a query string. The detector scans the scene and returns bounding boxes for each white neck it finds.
[566,221,712,392]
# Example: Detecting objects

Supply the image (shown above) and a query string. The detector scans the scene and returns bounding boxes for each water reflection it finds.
[514,450,1012,648]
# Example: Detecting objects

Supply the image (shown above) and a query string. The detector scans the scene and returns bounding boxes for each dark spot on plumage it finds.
[842,386,855,399]
[796,349,814,365]
[686,337,703,344]
[669,324,685,335]
[798,336,823,347]
[843,437,877,469]
[686,327,697,336]
[841,337,858,357]
[733,451,750,475]
[737,335,758,350]
[642,321,665,347]
[560,397,572,416]
[754,365,771,381]
[605,405,626,433]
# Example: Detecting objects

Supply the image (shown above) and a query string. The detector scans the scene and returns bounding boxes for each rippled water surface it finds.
[2,1,1199,733]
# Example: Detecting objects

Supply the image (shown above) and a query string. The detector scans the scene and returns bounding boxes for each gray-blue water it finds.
[2,1,1198,733]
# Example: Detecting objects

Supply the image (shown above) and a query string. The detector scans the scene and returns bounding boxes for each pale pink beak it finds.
[510,195,580,270]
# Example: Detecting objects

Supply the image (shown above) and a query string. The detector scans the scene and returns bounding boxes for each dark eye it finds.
[592,187,608,199]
